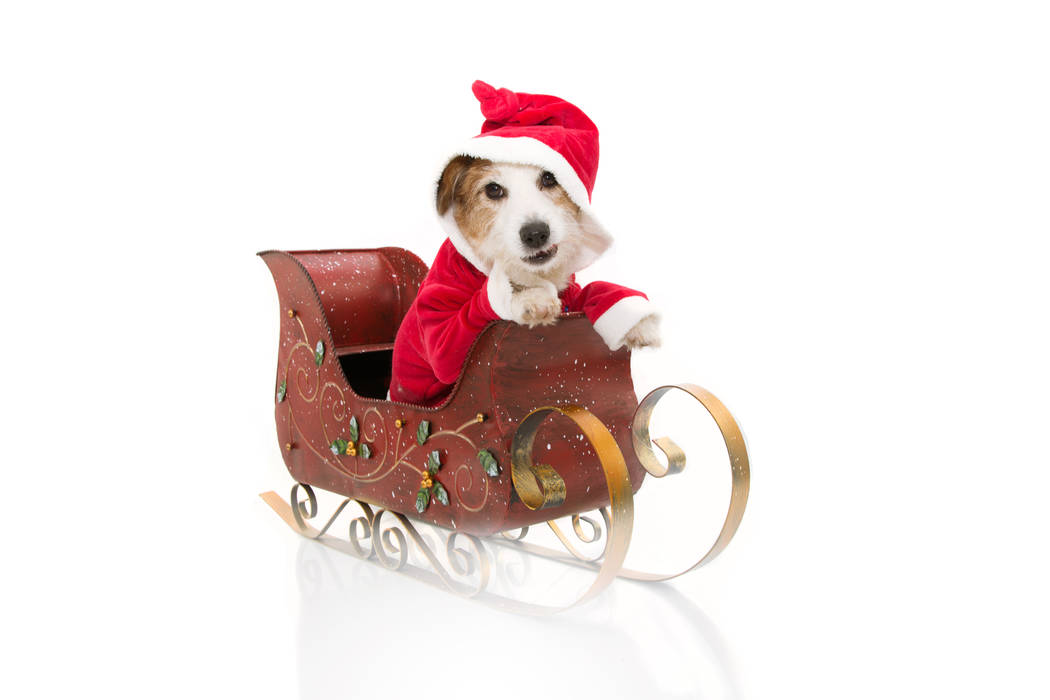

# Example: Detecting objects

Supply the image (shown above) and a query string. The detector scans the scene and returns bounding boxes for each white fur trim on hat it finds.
[447,135,592,209]
[592,295,659,350]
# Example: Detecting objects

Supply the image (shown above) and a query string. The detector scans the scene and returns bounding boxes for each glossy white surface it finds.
[3,1,1048,697]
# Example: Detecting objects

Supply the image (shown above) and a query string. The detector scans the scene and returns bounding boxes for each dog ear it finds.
[567,210,614,272]
[436,155,476,216]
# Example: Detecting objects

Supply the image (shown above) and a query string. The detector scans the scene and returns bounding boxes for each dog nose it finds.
[519,221,550,249]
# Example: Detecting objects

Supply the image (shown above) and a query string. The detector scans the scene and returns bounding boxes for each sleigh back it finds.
[261,248,428,398]
[280,248,428,353]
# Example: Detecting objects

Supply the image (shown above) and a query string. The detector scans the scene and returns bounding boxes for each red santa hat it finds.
[438,81,611,273]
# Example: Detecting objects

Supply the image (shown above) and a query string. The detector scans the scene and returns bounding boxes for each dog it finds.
[389,156,660,406]
[438,155,660,345]
[389,80,659,406]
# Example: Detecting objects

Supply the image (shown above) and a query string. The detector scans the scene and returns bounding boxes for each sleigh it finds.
[259,247,750,610]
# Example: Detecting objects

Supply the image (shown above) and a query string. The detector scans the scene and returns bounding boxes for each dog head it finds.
[436,155,612,287]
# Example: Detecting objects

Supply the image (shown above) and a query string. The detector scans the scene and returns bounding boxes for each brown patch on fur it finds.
[436,155,477,216]
[444,158,500,247]
[546,182,582,219]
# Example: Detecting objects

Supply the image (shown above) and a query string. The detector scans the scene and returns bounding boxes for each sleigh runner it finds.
[259,247,750,609]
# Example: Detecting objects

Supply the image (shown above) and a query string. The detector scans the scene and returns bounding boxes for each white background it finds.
[2,1,1048,698]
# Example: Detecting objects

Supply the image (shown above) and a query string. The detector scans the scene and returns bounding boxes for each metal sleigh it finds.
[259,247,750,612]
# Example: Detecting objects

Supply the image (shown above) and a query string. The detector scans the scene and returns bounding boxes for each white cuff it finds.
[486,266,514,319]
[592,295,659,350]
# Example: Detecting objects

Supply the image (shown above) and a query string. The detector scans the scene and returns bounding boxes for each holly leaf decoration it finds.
[415,487,430,513]
[314,340,325,366]
[416,420,430,445]
[330,438,348,455]
[431,481,449,506]
[348,416,359,442]
[276,380,286,403]
[427,450,441,474]
[478,449,500,477]
[359,443,371,459]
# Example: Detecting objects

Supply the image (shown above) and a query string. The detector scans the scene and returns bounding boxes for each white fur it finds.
[487,263,560,328]
[455,163,609,292]
[447,162,661,350]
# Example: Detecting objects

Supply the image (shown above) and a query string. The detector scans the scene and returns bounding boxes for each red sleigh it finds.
[259,247,750,609]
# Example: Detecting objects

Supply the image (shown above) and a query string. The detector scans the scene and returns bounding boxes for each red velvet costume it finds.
[390,239,649,406]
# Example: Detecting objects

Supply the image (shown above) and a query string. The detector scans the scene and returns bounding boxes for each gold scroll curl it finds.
[265,486,490,597]
[510,405,635,605]
[626,383,751,580]
[371,509,490,596]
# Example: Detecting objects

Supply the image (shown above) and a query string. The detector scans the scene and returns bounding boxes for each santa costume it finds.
[390,81,657,406]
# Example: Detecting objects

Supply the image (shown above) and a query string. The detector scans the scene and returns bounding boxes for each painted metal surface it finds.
[260,247,646,536]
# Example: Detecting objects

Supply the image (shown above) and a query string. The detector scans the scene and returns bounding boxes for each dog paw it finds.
[512,285,561,328]
[623,314,662,349]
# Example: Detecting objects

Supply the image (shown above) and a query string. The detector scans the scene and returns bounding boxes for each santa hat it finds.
[438,81,611,273]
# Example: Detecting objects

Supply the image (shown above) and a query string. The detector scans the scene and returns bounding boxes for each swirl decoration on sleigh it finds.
[259,247,750,612]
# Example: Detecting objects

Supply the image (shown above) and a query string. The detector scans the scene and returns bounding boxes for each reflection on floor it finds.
[293,530,743,699]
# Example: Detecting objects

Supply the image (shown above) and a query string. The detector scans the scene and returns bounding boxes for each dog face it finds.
[437,156,610,285]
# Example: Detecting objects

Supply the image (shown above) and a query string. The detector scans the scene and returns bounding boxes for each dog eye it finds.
[484,183,505,200]
[540,171,557,188]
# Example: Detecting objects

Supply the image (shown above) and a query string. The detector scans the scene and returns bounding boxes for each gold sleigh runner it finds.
[261,383,750,614]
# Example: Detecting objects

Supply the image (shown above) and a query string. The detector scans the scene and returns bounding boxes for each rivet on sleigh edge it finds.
[287,309,295,318]
[395,419,404,428]
[476,413,485,423]
[285,442,293,451]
